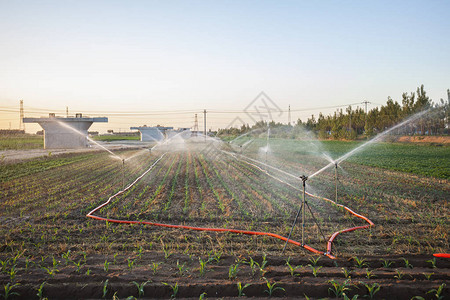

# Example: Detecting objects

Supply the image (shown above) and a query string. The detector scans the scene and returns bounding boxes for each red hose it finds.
[87,152,373,259]
[433,253,450,258]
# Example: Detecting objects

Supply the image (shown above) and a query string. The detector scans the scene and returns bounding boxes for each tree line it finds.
[218,85,449,140]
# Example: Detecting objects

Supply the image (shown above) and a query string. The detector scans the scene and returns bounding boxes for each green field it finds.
[0,134,43,150]
[233,138,450,179]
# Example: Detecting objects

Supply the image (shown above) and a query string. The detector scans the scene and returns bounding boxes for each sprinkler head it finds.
[300,175,308,182]
[122,159,125,165]
[334,162,338,168]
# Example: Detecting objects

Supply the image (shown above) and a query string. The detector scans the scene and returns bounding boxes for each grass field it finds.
[0,137,448,299]
[0,134,43,150]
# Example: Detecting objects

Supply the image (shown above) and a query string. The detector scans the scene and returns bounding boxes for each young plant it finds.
[402,258,413,269]
[309,265,322,277]
[308,256,321,267]
[423,272,434,280]
[328,279,351,298]
[228,264,239,280]
[380,259,393,268]
[198,258,207,276]
[365,269,376,279]
[427,283,446,300]
[285,258,302,277]
[61,250,71,265]
[341,267,352,279]
[245,257,258,276]
[152,262,161,275]
[36,281,46,300]
[236,282,251,297]
[353,257,368,268]
[199,292,207,300]
[127,258,136,271]
[8,265,17,282]
[73,259,85,273]
[1,283,20,300]
[176,260,188,276]
[264,278,285,296]
[363,283,381,300]
[163,282,178,299]
[394,269,404,280]
[426,257,437,268]
[104,260,111,272]
[131,281,150,298]
[102,279,109,299]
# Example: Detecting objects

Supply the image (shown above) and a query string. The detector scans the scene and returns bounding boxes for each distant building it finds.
[130,126,174,142]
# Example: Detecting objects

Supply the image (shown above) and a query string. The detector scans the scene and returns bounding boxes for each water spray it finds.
[122,158,125,190]
[334,162,338,203]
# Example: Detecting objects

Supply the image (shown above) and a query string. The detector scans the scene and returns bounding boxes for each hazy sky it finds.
[1,0,449,133]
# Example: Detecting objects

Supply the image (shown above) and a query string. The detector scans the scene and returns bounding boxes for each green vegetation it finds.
[93,135,139,142]
[0,134,43,150]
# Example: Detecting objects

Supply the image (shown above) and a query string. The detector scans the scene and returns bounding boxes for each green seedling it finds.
[73,259,85,273]
[228,264,239,280]
[353,257,368,268]
[131,281,150,298]
[198,258,207,276]
[163,282,178,299]
[264,278,285,296]
[365,268,376,279]
[394,269,404,279]
[285,258,302,277]
[363,282,381,300]
[36,281,46,300]
[310,265,322,277]
[61,250,71,265]
[102,279,109,298]
[341,267,352,279]
[328,279,351,298]
[426,258,437,268]
[152,262,161,275]
[380,259,393,268]
[236,282,251,297]
[8,265,17,282]
[104,260,110,272]
[127,258,136,271]
[426,283,446,300]
[176,260,188,276]
[42,266,58,278]
[308,256,321,267]
[1,283,20,300]
[402,258,413,269]
[423,272,434,280]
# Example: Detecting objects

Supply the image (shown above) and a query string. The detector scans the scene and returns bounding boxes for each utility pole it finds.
[363,101,370,132]
[203,109,207,141]
[19,99,24,131]
[193,114,199,136]
[66,106,69,117]
[288,105,291,126]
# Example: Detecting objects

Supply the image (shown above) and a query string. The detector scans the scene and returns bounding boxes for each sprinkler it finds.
[122,159,125,190]
[300,175,308,246]
[334,162,338,203]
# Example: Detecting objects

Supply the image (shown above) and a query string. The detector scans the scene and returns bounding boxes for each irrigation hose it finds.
[87,150,374,259]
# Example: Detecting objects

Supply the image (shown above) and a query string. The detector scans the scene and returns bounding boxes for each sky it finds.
[0,0,449,133]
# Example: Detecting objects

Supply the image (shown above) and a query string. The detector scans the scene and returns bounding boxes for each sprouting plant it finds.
[127,258,136,271]
[152,262,161,275]
[8,265,17,282]
[394,269,404,279]
[52,256,60,268]
[136,246,144,259]
[309,265,322,277]
[36,281,46,300]
[353,257,368,268]
[198,258,207,276]
[24,257,34,271]
[285,258,302,277]
[85,268,91,276]
[113,253,119,264]
[363,283,381,300]
[365,268,376,279]
[341,267,352,279]
[198,292,207,300]
[176,260,188,276]
[236,282,251,297]
[423,272,434,280]
[380,259,393,268]
[0,259,10,274]
[1,283,20,300]
[228,264,239,280]
[208,250,222,264]
[102,279,109,298]
[104,260,111,272]
[402,258,413,269]
[426,257,437,268]
[73,259,85,273]
[163,248,173,260]
[328,279,351,298]
[131,281,150,298]
[308,256,321,267]
[42,266,58,278]
[244,257,258,276]
[61,250,71,265]
[426,283,446,300]
[163,282,178,299]
[264,278,285,297]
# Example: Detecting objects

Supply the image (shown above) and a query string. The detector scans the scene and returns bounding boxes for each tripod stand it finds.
[282,175,327,253]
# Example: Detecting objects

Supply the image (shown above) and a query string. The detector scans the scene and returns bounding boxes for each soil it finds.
[396,135,450,144]
[2,253,448,299]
